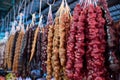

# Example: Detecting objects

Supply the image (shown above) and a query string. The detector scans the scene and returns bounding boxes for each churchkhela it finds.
[1,0,120,80]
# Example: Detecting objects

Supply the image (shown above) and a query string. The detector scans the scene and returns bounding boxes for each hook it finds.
[47,0,55,6]
[30,0,34,15]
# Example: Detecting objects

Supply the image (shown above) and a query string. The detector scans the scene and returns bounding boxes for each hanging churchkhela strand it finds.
[36,28,42,76]
[4,22,16,71]
[99,0,120,79]
[13,13,25,74]
[41,26,48,75]
[11,31,19,70]
[12,26,25,74]
[58,0,71,79]
[86,1,107,79]
[66,4,80,80]
[46,3,54,78]
[4,39,9,69]
[18,28,29,77]
[46,24,54,80]
[41,0,54,76]
[74,4,86,80]
[4,35,14,70]
[4,37,10,69]
[52,17,61,80]
[7,35,15,71]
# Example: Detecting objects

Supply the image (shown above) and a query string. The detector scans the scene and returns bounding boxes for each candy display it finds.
[1,0,120,80]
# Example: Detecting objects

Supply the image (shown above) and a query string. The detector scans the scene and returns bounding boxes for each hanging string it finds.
[30,0,34,15]
[23,0,27,24]
[46,0,55,25]
[7,13,10,33]
[18,0,25,15]
[65,0,71,12]
[26,0,31,24]
[4,18,6,31]
[39,0,42,17]
[7,15,9,32]
[10,12,11,25]
[19,13,24,26]
[38,0,43,27]
[94,0,97,7]
[29,0,36,27]
[13,6,16,21]
[56,0,64,17]
[3,19,5,30]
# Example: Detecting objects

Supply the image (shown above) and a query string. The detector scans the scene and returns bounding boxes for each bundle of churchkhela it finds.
[86,4,107,80]
[42,4,53,77]
[58,0,71,80]
[4,22,16,71]
[18,27,29,77]
[12,24,25,74]
[65,0,120,80]
[46,24,54,80]
[99,0,120,79]
[2,0,120,79]
[46,5,54,79]
[46,0,71,80]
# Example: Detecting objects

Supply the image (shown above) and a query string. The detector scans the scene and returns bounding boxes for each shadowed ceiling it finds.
[0,0,120,40]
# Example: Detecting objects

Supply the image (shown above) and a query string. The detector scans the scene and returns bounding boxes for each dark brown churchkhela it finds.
[36,29,42,73]
[11,31,19,70]
[13,29,25,73]
[18,29,29,77]
[99,0,120,79]
[28,25,37,76]
[41,26,48,74]
[27,27,33,76]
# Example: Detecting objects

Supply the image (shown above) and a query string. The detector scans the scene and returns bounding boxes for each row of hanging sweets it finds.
[0,0,120,80]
